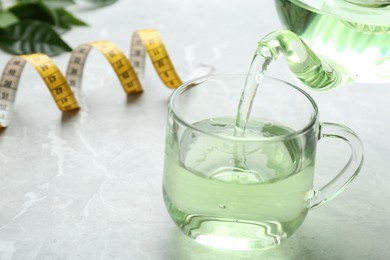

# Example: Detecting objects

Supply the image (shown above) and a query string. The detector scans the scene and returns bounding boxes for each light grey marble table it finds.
[0,1,389,259]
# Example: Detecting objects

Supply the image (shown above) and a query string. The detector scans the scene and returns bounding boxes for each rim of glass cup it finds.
[169,74,319,142]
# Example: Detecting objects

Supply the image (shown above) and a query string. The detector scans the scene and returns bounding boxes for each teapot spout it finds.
[258,30,351,90]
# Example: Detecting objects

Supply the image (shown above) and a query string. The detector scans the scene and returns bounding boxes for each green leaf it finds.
[56,8,88,29]
[15,0,35,3]
[0,20,72,56]
[40,0,76,9]
[83,0,118,6]
[8,3,56,25]
[8,2,87,32]
[0,11,19,29]
[15,0,75,8]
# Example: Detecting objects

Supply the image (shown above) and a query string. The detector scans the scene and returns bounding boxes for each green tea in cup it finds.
[163,75,363,250]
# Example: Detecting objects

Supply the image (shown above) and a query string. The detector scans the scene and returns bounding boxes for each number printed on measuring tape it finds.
[0,29,183,128]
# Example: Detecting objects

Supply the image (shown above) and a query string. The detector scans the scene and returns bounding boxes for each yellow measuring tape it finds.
[0,29,183,128]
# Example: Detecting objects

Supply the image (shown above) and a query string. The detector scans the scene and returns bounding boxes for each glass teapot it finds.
[257,0,390,90]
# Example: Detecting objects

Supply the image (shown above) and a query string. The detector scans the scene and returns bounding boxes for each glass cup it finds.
[163,75,364,250]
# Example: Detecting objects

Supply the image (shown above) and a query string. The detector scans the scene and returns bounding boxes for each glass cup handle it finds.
[310,122,364,209]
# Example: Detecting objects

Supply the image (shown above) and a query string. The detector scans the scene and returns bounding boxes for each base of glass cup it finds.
[164,193,291,251]
[184,216,286,250]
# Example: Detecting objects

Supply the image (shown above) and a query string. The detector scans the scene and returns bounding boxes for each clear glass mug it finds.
[163,75,364,250]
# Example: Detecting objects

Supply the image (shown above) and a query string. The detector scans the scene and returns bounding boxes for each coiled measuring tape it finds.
[0,29,184,128]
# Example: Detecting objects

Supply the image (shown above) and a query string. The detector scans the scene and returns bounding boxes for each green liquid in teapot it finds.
[275,0,390,83]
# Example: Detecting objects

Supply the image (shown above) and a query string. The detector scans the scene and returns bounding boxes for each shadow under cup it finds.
[162,75,363,250]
